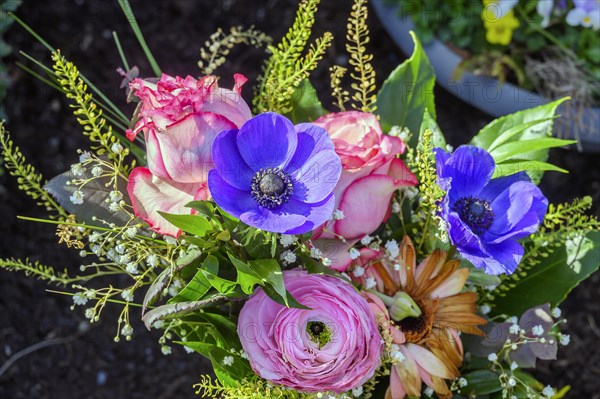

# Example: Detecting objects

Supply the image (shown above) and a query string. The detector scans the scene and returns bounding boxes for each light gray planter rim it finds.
[371,0,600,153]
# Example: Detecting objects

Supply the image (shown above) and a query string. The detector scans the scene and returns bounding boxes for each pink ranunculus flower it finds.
[237,270,382,393]
[127,73,252,236]
[312,111,418,271]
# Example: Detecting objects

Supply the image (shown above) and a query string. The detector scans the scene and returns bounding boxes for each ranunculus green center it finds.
[306,321,332,349]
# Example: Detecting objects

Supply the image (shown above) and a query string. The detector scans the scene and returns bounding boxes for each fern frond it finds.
[0,122,67,218]
[51,51,125,163]
[194,374,321,399]
[346,0,377,112]
[0,257,77,285]
[330,65,350,111]
[198,26,271,75]
[253,0,333,114]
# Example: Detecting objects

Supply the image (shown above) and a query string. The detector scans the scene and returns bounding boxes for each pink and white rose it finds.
[312,111,418,270]
[237,270,382,393]
[127,73,252,236]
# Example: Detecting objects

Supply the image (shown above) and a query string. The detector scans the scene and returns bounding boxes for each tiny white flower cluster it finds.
[385,239,399,259]
[332,209,345,220]
[389,344,406,363]
[352,265,365,278]
[279,234,298,248]
[348,247,360,260]
[281,250,297,265]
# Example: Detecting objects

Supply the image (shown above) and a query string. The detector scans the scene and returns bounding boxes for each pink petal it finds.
[311,238,357,271]
[406,343,453,379]
[127,167,205,237]
[154,112,235,183]
[389,365,408,399]
[335,174,401,239]
[145,129,172,180]
[389,157,419,186]
[203,77,252,128]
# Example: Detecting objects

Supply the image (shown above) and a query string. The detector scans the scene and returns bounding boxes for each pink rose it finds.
[312,111,418,270]
[237,270,382,393]
[127,73,252,236]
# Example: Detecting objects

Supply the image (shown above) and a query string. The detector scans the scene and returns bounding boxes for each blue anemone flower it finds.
[434,145,548,275]
[208,112,342,234]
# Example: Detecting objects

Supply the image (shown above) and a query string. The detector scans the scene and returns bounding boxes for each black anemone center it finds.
[452,196,495,235]
[251,167,293,209]
[259,174,285,196]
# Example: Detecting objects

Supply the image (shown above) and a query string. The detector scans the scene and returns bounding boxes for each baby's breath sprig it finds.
[346,0,377,113]
[0,122,67,218]
[198,26,271,75]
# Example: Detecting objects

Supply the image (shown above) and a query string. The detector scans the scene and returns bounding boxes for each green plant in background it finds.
[0,0,21,120]
[392,0,600,100]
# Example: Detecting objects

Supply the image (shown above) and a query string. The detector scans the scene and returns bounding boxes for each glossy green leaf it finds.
[460,370,503,396]
[157,212,212,237]
[168,269,210,303]
[471,98,568,150]
[491,138,576,164]
[185,200,215,218]
[182,341,251,386]
[470,98,571,183]
[287,79,328,124]
[491,231,600,316]
[492,159,569,179]
[419,108,446,149]
[376,31,436,145]
[196,312,241,350]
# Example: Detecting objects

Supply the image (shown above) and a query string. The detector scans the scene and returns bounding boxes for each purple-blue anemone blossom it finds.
[434,145,548,275]
[208,112,342,234]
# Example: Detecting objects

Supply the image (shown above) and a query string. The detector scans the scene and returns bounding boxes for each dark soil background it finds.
[0,1,598,398]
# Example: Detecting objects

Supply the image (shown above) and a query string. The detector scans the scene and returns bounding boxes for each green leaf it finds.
[286,79,328,124]
[486,116,558,152]
[196,312,241,350]
[460,370,502,396]
[185,200,215,218]
[227,254,263,294]
[492,159,569,180]
[491,231,600,316]
[419,108,446,149]
[201,270,238,295]
[182,341,251,386]
[157,212,212,237]
[247,258,309,309]
[141,293,227,330]
[470,98,570,180]
[261,284,310,309]
[375,31,436,145]
[168,262,212,304]
[491,138,576,164]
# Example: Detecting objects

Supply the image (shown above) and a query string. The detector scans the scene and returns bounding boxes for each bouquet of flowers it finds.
[2,0,599,398]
